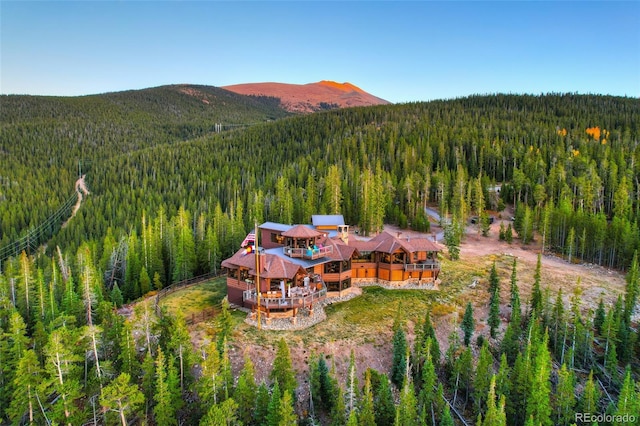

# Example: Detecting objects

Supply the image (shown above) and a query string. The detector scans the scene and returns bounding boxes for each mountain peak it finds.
[316,80,366,94]
[222,80,389,113]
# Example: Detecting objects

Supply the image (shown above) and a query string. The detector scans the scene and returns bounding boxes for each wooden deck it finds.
[243,287,327,313]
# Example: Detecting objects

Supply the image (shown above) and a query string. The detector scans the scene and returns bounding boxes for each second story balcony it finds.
[284,245,333,260]
[404,260,440,271]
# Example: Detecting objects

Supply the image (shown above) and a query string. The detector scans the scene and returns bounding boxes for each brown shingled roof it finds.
[258,256,305,279]
[349,231,441,254]
[221,248,305,280]
[281,225,322,238]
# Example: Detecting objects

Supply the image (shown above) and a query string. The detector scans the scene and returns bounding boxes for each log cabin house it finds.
[222,215,441,319]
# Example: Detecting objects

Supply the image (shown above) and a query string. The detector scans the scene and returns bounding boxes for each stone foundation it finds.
[353,277,439,290]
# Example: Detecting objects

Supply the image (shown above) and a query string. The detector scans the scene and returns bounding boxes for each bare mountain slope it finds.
[222,80,391,113]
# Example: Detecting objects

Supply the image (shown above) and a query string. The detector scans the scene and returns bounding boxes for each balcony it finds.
[404,260,440,271]
[284,245,333,260]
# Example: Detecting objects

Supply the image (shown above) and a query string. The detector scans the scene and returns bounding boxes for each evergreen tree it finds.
[391,324,408,387]
[461,302,475,346]
[473,341,493,417]
[443,222,461,260]
[439,404,454,426]
[324,165,343,215]
[99,373,145,426]
[216,299,234,354]
[370,369,395,426]
[219,338,234,401]
[330,384,346,426]
[255,383,270,426]
[593,297,606,336]
[416,311,440,366]
[278,390,298,426]
[199,398,239,426]
[553,363,576,426]
[359,369,376,426]
[624,250,639,323]
[140,352,155,418]
[139,266,151,295]
[488,288,500,339]
[396,373,418,426]
[154,349,177,426]
[530,254,543,317]
[417,338,437,424]
[509,257,521,329]
[604,340,619,385]
[316,354,335,411]
[43,327,83,426]
[509,351,529,426]
[110,283,123,308]
[578,370,600,416]
[550,289,565,360]
[7,349,43,426]
[269,338,297,402]
[173,205,196,283]
[166,354,184,417]
[494,354,511,416]
[614,367,637,420]
[505,223,513,244]
[525,333,552,426]
[117,321,140,379]
[234,354,258,425]
[479,376,506,426]
[124,231,142,300]
[266,381,282,426]
[501,321,520,365]
[167,313,194,392]
[452,346,473,409]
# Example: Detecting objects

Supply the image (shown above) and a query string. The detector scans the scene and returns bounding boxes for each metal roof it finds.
[260,222,293,232]
[311,215,345,227]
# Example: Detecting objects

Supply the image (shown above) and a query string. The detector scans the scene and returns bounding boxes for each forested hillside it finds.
[1,92,639,291]
[0,92,639,425]
[0,84,288,247]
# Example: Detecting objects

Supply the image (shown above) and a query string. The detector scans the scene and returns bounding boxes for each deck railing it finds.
[284,245,333,260]
[404,261,440,271]
[243,285,327,309]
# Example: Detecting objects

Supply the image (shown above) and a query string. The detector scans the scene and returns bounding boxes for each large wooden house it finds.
[222,215,441,318]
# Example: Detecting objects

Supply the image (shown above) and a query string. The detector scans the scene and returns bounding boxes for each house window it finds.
[341,260,351,271]
[326,281,340,291]
[240,269,249,281]
[271,232,284,244]
[341,279,351,290]
[269,279,284,292]
[324,262,340,274]
[228,269,238,279]
[353,251,374,263]
[381,254,391,264]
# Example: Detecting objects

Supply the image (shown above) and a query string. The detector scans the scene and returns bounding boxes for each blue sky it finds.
[1,1,638,103]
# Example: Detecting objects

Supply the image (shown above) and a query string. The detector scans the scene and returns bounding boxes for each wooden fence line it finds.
[154,271,224,315]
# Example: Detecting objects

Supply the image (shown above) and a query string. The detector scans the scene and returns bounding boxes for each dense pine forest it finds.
[0,88,638,425]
